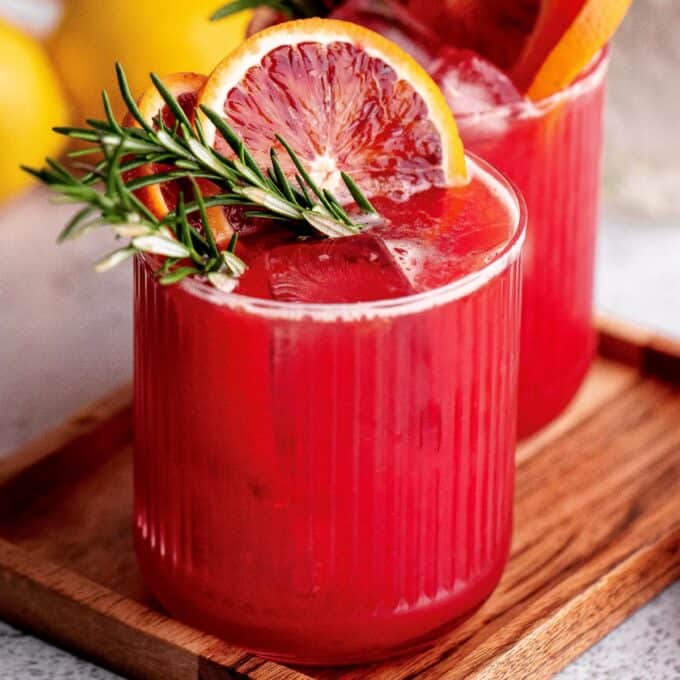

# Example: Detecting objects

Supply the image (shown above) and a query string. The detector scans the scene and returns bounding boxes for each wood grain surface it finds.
[0,322,678,679]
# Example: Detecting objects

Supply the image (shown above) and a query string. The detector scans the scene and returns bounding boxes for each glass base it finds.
[136,537,508,666]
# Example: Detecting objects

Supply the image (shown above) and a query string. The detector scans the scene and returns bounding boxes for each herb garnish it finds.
[23,63,377,290]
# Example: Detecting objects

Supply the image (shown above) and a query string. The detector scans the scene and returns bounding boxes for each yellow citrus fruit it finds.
[47,0,251,123]
[198,18,468,202]
[0,20,68,202]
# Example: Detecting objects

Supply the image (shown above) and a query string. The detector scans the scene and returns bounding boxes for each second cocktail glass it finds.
[458,51,609,437]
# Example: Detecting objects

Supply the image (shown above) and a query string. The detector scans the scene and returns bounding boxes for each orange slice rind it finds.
[198,18,468,203]
[524,0,633,100]
[407,0,631,100]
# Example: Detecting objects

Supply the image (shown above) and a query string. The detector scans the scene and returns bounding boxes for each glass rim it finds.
[456,46,611,126]
[147,152,527,322]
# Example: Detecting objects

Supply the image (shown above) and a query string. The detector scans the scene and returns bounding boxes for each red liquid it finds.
[133,159,525,664]
[324,2,609,435]
[456,53,609,437]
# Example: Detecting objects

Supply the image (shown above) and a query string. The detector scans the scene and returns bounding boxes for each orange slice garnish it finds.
[519,0,633,100]
[126,72,232,242]
[408,0,631,99]
[197,18,468,203]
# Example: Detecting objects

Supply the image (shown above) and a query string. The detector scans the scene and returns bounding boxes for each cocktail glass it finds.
[133,155,526,664]
[457,50,609,437]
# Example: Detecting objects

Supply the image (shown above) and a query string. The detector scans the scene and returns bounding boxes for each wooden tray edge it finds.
[4,522,676,680]
[0,385,132,487]
[596,315,680,383]
[470,525,680,679]
[0,537,308,680]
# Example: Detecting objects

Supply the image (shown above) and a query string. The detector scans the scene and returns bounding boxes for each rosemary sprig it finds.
[23,63,378,289]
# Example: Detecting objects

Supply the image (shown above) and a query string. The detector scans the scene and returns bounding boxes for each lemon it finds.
[47,0,251,123]
[0,20,68,202]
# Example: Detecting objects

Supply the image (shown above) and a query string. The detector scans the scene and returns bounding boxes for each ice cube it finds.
[265,233,415,303]
[429,47,523,116]
[330,0,441,70]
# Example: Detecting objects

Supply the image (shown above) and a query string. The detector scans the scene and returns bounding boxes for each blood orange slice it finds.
[127,72,232,242]
[126,72,205,218]
[197,18,467,204]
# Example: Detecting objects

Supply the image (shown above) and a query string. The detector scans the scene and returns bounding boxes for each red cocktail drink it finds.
[456,53,609,437]
[133,156,526,664]
[328,2,614,435]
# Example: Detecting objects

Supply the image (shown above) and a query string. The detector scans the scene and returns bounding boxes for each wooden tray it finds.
[1,318,679,680]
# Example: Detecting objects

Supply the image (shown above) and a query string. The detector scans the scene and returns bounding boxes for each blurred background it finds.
[0,1,677,677]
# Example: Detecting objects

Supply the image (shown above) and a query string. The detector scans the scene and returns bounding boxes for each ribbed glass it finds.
[133,161,525,665]
[458,51,609,438]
